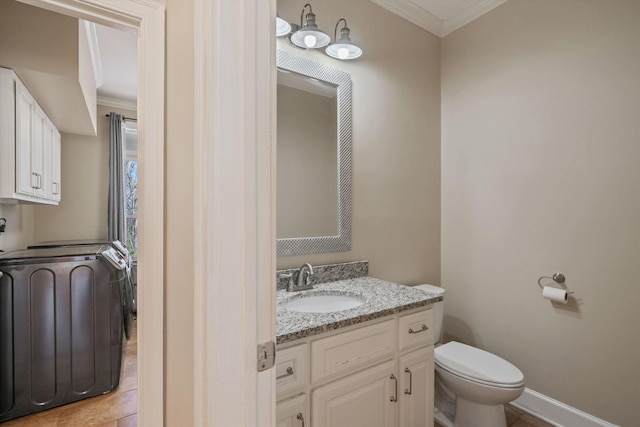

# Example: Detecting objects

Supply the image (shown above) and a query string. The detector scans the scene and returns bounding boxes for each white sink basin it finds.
[282,293,365,313]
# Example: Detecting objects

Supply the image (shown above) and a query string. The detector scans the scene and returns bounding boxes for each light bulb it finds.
[304,34,317,48]
[338,47,349,59]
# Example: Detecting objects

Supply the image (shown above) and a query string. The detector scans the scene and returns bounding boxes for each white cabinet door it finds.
[51,129,61,201]
[44,124,61,201]
[312,359,397,427]
[398,347,434,427]
[277,394,308,427]
[15,81,48,200]
[30,106,47,199]
[15,83,34,196]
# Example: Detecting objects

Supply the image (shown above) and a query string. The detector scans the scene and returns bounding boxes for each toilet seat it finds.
[435,341,525,389]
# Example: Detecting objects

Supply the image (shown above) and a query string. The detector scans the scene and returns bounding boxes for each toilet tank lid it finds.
[415,284,445,296]
[435,341,525,387]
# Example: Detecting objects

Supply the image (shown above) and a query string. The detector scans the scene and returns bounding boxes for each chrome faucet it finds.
[290,263,314,292]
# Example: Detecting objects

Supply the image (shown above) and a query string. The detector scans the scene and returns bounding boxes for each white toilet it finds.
[416,285,525,427]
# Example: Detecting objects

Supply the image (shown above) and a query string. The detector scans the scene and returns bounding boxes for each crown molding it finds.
[97,95,137,111]
[441,0,509,36]
[371,0,508,38]
[371,0,443,36]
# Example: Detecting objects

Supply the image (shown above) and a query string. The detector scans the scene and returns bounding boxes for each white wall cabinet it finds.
[45,128,62,202]
[0,67,61,205]
[277,307,434,427]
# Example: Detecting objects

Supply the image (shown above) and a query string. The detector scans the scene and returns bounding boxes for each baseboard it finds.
[511,388,619,427]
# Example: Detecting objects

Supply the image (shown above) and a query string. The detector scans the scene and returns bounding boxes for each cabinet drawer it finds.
[311,319,395,383]
[276,344,308,398]
[398,309,433,352]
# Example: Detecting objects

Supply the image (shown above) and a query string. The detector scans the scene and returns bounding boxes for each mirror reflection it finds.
[277,71,338,239]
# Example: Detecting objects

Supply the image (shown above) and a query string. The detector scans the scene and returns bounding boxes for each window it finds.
[124,122,138,261]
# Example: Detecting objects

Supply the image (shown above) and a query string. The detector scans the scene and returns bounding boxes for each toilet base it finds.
[453,398,507,427]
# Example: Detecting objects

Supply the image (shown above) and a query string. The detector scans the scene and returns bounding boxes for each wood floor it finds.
[2,322,138,427]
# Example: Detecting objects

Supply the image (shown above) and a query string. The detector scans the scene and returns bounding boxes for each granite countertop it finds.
[276,276,442,344]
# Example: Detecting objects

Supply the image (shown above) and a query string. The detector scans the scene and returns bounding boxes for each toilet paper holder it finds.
[537,273,573,294]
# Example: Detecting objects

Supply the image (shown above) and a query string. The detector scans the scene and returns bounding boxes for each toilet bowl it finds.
[415,285,525,427]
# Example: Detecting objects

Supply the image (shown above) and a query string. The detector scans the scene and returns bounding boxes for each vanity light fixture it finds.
[290,3,330,49]
[325,18,362,60]
[276,15,292,37]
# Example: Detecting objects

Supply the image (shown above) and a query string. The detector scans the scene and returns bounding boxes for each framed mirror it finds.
[276,50,352,257]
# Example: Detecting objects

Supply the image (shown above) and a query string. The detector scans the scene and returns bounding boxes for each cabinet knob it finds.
[296,412,305,427]
[276,366,294,380]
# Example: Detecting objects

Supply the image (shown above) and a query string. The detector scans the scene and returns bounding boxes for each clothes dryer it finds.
[0,245,128,422]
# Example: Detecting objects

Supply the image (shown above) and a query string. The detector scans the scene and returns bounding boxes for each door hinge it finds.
[257,341,276,372]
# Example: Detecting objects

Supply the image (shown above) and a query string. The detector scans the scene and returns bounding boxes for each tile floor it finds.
[2,322,138,427]
[435,404,555,427]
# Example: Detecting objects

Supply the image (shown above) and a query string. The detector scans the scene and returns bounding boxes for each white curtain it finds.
[108,113,126,242]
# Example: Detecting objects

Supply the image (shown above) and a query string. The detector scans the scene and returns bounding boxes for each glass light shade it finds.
[291,8,330,49]
[326,22,362,60]
[326,42,362,60]
[291,29,330,48]
[276,16,291,37]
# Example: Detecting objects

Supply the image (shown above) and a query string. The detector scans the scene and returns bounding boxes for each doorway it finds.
[11,0,165,425]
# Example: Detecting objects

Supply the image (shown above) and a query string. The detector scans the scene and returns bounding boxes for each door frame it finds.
[17,0,165,425]
[192,1,277,426]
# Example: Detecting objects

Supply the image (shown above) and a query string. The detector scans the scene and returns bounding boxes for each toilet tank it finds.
[414,284,445,344]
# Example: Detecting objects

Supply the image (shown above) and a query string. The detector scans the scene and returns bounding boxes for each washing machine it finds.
[0,245,129,422]
[28,239,136,326]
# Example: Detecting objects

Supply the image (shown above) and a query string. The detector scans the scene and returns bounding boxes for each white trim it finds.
[511,388,620,427]
[441,0,509,37]
[17,1,165,426]
[193,0,276,426]
[97,95,137,111]
[370,0,508,38]
[82,20,104,87]
[371,0,443,36]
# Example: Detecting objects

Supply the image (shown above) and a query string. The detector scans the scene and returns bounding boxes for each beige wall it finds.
[164,1,195,425]
[0,204,35,252]
[276,0,441,286]
[0,1,96,135]
[0,100,113,248]
[441,1,640,425]
[33,105,136,242]
[0,1,77,78]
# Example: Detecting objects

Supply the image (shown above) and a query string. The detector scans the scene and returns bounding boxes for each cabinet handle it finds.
[408,324,429,334]
[404,368,413,395]
[53,182,59,195]
[31,173,38,189]
[390,374,398,402]
[276,366,294,380]
[37,174,42,189]
[296,412,305,427]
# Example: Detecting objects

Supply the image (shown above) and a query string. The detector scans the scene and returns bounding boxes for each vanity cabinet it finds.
[276,393,309,427]
[312,359,397,427]
[398,347,434,427]
[0,67,61,205]
[277,307,434,427]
